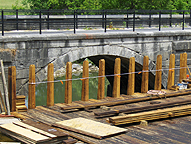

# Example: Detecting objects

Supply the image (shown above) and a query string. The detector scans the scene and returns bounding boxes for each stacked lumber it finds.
[182,79,191,88]
[108,105,191,125]
[16,95,27,112]
[0,121,72,144]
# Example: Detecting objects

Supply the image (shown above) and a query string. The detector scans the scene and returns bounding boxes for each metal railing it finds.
[0,9,191,36]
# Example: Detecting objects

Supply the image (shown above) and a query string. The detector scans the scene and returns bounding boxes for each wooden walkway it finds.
[9,89,191,144]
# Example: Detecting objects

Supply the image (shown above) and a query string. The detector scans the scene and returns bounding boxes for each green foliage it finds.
[12,0,191,11]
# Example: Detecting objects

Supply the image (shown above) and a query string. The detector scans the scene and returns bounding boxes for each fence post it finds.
[159,10,161,31]
[127,57,135,95]
[112,58,121,98]
[97,59,105,100]
[182,11,185,30]
[104,10,107,33]
[154,55,162,90]
[65,62,72,104]
[47,9,49,30]
[179,53,187,82]
[133,10,135,31]
[8,66,16,112]
[2,10,4,36]
[74,10,76,34]
[81,60,89,101]
[190,10,191,26]
[167,54,175,89]
[141,56,149,93]
[16,9,18,31]
[39,10,42,34]
[170,10,172,27]
[47,63,54,106]
[149,10,151,27]
[28,65,35,109]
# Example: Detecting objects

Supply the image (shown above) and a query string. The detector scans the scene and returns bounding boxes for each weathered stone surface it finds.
[1,31,191,96]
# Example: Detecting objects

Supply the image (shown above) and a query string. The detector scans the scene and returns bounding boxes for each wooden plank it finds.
[141,56,149,93]
[154,55,162,90]
[61,89,191,110]
[47,63,54,106]
[1,60,10,115]
[0,90,7,114]
[16,95,26,99]
[94,97,191,117]
[127,57,135,95]
[81,60,89,101]
[0,123,50,142]
[179,53,187,82]
[65,62,72,104]
[54,117,127,139]
[28,65,36,109]
[22,119,68,137]
[112,58,121,98]
[108,105,191,125]
[13,121,57,138]
[167,54,175,89]
[97,59,105,100]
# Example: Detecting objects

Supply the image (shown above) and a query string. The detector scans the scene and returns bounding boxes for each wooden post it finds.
[65,62,72,104]
[81,60,89,101]
[127,57,135,95]
[154,55,162,90]
[8,66,16,112]
[141,56,149,93]
[0,60,10,115]
[112,58,121,98]
[28,65,35,109]
[97,59,105,100]
[179,53,187,82]
[47,63,54,106]
[167,54,175,89]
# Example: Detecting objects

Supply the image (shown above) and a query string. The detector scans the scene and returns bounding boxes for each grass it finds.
[0,0,22,9]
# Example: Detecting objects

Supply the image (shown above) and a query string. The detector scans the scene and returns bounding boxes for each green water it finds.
[35,72,110,106]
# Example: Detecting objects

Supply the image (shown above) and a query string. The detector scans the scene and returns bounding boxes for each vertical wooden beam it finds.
[179,53,187,82]
[47,63,54,106]
[81,60,89,101]
[65,62,72,104]
[97,59,105,100]
[167,54,175,89]
[8,66,16,112]
[28,65,35,109]
[154,55,162,90]
[112,58,121,98]
[141,56,149,93]
[127,57,135,95]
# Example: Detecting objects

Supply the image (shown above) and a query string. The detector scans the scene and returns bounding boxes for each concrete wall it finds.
[0,30,191,97]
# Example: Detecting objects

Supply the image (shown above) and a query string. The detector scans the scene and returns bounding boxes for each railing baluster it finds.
[2,10,4,36]
[16,9,18,31]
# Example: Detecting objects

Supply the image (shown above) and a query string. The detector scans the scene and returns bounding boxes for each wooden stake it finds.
[141,56,149,93]
[28,65,35,109]
[47,63,54,106]
[154,55,162,90]
[65,62,72,104]
[97,59,105,100]
[8,66,16,112]
[112,58,121,98]
[127,57,135,95]
[167,54,175,89]
[179,53,187,82]
[81,60,89,101]
[1,60,10,115]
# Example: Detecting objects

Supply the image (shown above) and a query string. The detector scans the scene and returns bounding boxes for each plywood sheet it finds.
[55,117,127,139]
[0,123,49,142]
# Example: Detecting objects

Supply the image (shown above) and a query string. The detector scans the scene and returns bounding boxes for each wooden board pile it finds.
[108,104,191,125]
[0,120,76,144]
[16,95,27,112]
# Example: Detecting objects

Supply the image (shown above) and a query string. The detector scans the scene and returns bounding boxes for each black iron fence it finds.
[0,9,191,36]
